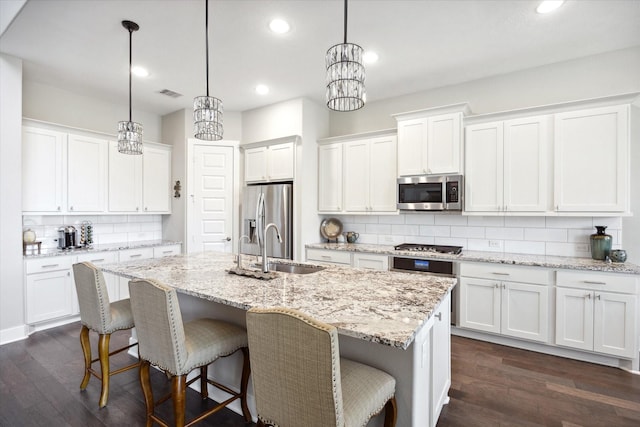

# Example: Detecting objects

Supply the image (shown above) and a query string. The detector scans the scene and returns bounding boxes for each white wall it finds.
[241,98,303,145]
[0,54,26,343]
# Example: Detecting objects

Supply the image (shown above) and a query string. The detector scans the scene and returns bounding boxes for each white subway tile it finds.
[524,228,568,242]
[140,222,162,232]
[404,213,435,225]
[467,216,505,227]
[545,242,591,258]
[378,215,405,225]
[468,238,504,252]
[485,227,524,240]
[366,223,391,234]
[545,217,593,229]
[354,215,380,224]
[98,233,128,244]
[98,215,127,223]
[434,237,468,247]
[567,229,590,243]
[451,226,485,239]
[92,224,114,234]
[128,231,155,242]
[392,224,420,236]
[434,214,468,226]
[504,216,545,228]
[342,223,367,234]
[379,234,406,245]
[504,240,545,255]
[357,234,378,244]
[408,236,435,245]
[592,217,622,229]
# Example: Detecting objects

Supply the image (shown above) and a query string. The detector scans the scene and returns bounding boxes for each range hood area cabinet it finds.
[317,131,397,215]
[243,141,294,184]
[464,102,632,215]
[393,103,470,176]
[22,123,172,215]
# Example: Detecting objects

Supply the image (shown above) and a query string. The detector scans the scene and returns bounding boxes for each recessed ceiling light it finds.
[363,51,379,64]
[536,0,565,14]
[269,18,290,34]
[255,84,269,95]
[131,66,149,77]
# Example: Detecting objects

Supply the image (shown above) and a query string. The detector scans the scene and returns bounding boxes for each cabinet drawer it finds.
[460,262,553,285]
[26,256,73,274]
[352,253,389,270]
[119,247,154,261]
[154,245,181,258]
[306,249,351,265]
[76,251,118,265]
[556,270,638,294]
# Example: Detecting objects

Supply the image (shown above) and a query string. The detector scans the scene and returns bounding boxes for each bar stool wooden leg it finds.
[98,333,111,408]
[139,360,154,427]
[173,375,187,427]
[200,365,208,400]
[79,325,92,390]
[384,397,398,427]
[240,347,252,422]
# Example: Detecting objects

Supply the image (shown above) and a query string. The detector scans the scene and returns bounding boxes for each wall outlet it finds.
[488,240,501,248]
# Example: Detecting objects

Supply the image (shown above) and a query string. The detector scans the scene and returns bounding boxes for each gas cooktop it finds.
[394,243,463,255]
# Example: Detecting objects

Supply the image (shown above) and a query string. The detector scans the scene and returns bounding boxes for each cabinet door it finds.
[76,251,119,302]
[153,244,182,258]
[318,143,343,212]
[503,116,550,212]
[26,269,74,323]
[344,140,370,212]
[267,142,294,181]
[554,105,628,212]
[67,134,108,213]
[501,282,549,342]
[430,293,451,427]
[244,146,268,183]
[118,248,154,300]
[555,287,594,351]
[397,118,427,176]
[459,277,501,333]
[108,140,142,212]
[369,135,397,212]
[352,253,389,270]
[22,127,66,213]
[143,145,171,213]
[593,292,637,358]
[427,113,461,174]
[464,122,503,212]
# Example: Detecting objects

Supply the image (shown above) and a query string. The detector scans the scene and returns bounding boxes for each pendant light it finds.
[194,0,223,140]
[118,20,143,155]
[326,0,366,112]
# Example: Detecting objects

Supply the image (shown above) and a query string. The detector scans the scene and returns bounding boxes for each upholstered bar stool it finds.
[72,262,139,408]
[246,307,398,427]
[128,278,251,427]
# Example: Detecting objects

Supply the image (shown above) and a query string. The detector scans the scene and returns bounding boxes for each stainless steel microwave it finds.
[397,174,463,211]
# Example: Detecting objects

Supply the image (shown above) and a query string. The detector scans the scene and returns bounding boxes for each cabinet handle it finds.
[91,258,105,263]
[596,294,601,300]
[502,283,506,289]
[583,280,606,285]
[41,264,59,268]
[585,293,591,299]
[69,206,74,211]
[321,255,332,260]
[57,206,61,211]
[337,206,341,211]
[435,312,442,321]
[492,272,510,276]
[162,250,173,254]
[494,283,500,288]
[136,207,139,211]
[144,207,148,211]
[130,254,142,258]
[67,272,70,276]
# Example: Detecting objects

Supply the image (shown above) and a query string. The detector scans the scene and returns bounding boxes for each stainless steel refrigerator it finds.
[241,182,293,259]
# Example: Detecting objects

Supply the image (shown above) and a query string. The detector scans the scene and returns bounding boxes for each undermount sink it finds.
[253,262,326,275]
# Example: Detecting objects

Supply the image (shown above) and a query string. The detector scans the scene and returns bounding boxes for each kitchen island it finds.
[100,251,456,427]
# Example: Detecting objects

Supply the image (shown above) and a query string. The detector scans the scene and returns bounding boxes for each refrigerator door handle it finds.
[256,192,265,248]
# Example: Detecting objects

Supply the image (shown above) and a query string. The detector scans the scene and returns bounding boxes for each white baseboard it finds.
[0,324,29,345]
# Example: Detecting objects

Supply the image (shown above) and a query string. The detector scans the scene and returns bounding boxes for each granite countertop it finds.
[100,252,456,350]
[23,240,182,259]
[306,243,640,275]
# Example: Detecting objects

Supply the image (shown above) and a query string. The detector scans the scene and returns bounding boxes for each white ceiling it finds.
[1,0,639,116]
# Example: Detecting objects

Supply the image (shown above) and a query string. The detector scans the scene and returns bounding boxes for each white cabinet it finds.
[554,105,629,213]
[352,253,389,270]
[318,143,343,212]
[459,263,551,343]
[429,292,451,427]
[76,251,119,303]
[108,140,142,213]
[117,247,154,300]
[25,256,74,324]
[306,248,352,266]
[343,135,397,213]
[555,271,637,358]
[67,134,108,213]
[465,116,551,213]
[22,127,67,213]
[396,111,464,176]
[244,142,294,183]
[153,244,182,258]
[142,144,172,213]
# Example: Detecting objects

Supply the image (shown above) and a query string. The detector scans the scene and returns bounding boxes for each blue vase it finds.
[590,226,612,261]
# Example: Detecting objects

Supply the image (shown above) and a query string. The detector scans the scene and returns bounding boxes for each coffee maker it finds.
[57,226,77,250]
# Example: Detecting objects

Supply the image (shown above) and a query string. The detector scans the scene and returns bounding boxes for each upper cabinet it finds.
[554,105,629,213]
[67,134,108,213]
[318,131,397,215]
[244,141,294,183]
[142,144,172,213]
[394,104,469,176]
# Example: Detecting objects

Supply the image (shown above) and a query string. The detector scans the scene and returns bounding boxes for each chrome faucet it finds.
[262,223,282,273]
[237,235,250,270]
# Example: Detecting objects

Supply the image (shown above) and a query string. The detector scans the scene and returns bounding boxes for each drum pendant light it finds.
[326,0,366,112]
[118,20,143,155]
[194,0,223,140]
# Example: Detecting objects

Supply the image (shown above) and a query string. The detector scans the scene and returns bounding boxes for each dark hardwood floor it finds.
[1,321,639,426]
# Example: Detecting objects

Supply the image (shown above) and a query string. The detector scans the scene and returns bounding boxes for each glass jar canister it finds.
[590,226,612,260]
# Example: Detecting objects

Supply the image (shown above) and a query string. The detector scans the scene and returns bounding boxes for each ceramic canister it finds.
[590,226,612,261]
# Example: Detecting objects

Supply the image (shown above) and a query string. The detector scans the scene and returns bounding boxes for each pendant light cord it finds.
[205,0,210,97]
[343,0,348,44]
[128,26,133,122]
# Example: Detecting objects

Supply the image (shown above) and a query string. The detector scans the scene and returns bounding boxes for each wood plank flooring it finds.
[1,321,638,426]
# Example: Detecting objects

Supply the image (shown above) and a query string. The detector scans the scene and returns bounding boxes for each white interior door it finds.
[189,145,234,253]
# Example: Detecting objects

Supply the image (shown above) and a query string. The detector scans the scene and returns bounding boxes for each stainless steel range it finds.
[394,243,463,255]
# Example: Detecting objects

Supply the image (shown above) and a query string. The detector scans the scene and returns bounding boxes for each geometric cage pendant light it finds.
[194,0,223,140]
[118,20,143,155]
[326,0,366,112]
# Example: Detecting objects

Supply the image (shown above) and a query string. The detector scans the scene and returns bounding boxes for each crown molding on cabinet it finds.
[391,102,472,121]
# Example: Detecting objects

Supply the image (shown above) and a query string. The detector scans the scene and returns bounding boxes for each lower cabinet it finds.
[459,263,551,343]
[306,248,389,271]
[430,292,451,427]
[306,248,352,266]
[76,251,119,303]
[117,247,155,300]
[351,253,389,270]
[25,256,74,324]
[555,271,637,358]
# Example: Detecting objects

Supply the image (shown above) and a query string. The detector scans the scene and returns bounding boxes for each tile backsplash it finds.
[330,214,623,258]
[22,215,163,250]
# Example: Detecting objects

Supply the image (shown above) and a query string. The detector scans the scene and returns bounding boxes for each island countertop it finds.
[99,251,456,350]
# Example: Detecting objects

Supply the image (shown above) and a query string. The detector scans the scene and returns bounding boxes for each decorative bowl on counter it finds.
[610,249,627,263]
[320,217,343,241]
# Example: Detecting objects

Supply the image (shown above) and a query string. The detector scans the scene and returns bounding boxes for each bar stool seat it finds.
[128,278,251,427]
